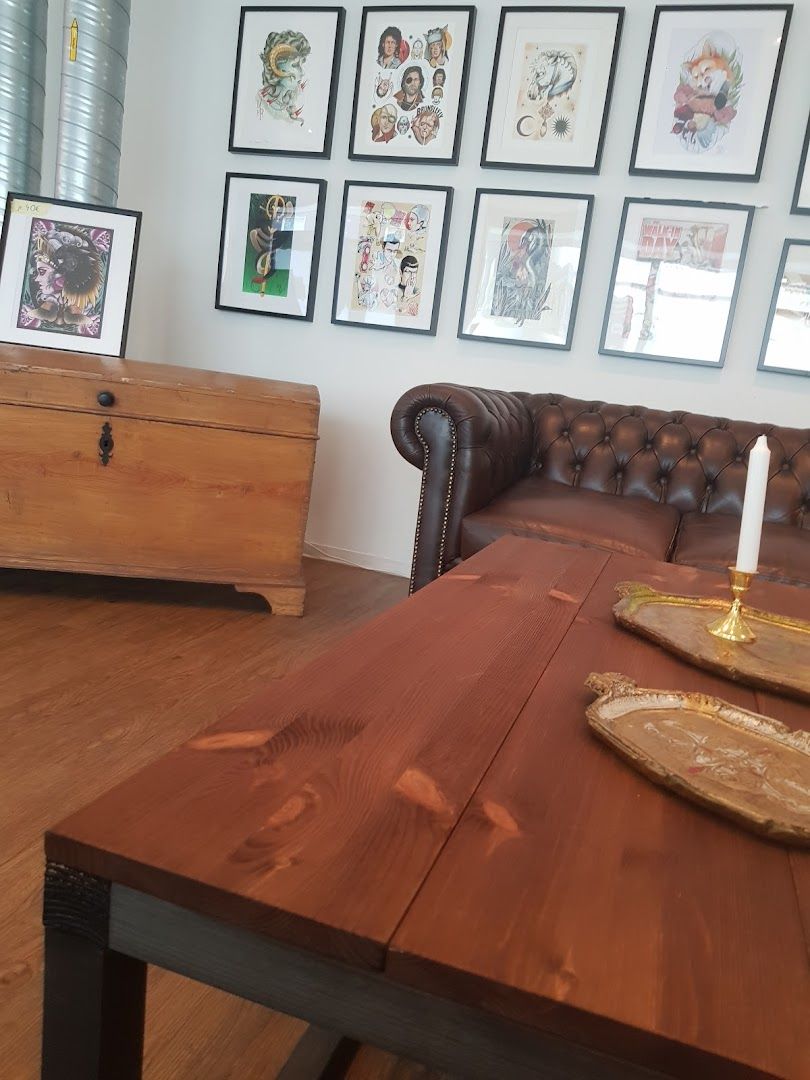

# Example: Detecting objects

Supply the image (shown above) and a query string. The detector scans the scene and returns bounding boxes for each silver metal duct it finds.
[54,0,130,206]
[0,0,48,211]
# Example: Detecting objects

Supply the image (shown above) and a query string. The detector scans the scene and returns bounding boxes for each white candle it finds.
[735,434,771,574]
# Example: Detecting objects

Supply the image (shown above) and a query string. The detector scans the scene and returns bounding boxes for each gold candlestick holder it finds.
[707,567,757,644]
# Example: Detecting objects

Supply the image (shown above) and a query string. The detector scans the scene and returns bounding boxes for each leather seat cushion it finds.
[673,512,810,587]
[461,475,681,561]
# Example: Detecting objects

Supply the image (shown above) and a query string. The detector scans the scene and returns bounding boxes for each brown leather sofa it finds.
[391,384,810,593]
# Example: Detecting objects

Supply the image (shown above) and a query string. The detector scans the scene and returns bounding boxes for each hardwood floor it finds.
[0,559,447,1080]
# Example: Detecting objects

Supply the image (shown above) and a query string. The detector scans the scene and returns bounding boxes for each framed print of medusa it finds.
[459,189,593,351]
[482,7,624,174]
[630,5,791,181]
[0,192,140,358]
[349,6,476,165]
[216,173,327,321]
[229,7,346,157]
[332,181,453,335]
[599,198,754,368]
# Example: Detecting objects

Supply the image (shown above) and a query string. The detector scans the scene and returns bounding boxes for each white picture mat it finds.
[634,8,787,175]
[351,8,471,160]
[603,201,749,365]
[0,199,137,355]
[761,244,810,374]
[485,10,620,169]
[232,9,341,153]
[461,193,589,345]
[334,183,449,332]
[218,176,321,317]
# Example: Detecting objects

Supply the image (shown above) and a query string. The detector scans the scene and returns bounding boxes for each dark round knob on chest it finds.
[97,390,116,408]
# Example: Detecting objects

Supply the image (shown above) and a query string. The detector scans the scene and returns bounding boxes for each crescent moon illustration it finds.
[268,43,296,77]
[516,115,535,138]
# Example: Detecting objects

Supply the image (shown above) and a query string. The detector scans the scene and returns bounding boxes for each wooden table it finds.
[41,537,810,1080]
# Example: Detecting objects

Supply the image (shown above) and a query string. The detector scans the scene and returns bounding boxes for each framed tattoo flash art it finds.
[792,113,810,214]
[349,6,476,165]
[332,181,453,335]
[459,189,593,350]
[482,7,624,174]
[229,7,346,157]
[0,193,140,358]
[600,198,754,368]
[630,5,791,181]
[758,240,810,377]
[216,173,326,321]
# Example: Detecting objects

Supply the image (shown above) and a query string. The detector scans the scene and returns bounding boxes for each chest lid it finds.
[0,344,319,439]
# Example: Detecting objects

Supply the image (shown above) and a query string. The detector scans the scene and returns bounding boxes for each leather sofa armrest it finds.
[391,383,534,592]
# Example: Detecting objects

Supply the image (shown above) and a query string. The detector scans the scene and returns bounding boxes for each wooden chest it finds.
[0,345,319,614]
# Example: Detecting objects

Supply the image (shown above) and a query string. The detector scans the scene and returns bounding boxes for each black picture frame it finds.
[228,6,346,158]
[215,172,327,323]
[458,187,594,351]
[331,179,454,336]
[480,6,625,175]
[791,113,810,215]
[629,4,792,182]
[599,197,755,369]
[0,191,141,359]
[348,6,476,167]
[757,238,810,377]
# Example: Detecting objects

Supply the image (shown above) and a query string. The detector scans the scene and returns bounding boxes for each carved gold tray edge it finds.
[586,673,810,847]
[612,581,810,703]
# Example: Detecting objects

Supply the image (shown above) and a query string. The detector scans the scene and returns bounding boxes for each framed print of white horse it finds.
[482,7,624,174]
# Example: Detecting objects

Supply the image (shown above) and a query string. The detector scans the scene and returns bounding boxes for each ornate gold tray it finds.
[613,582,810,702]
[586,673,810,846]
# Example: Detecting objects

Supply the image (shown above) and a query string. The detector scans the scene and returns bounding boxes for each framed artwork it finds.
[348,6,476,165]
[791,113,810,214]
[332,180,453,335]
[599,198,754,368]
[630,4,791,181]
[481,7,624,174]
[229,7,346,157]
[216,173,326,322]
[0,192,140,358]
[458,188,593,350]
[758,239,810,376]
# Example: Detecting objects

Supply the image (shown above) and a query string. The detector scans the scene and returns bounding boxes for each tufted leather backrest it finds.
[514,393,810,529]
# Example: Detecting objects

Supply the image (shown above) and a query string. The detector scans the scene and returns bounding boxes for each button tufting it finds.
[574,463,583,472]
[561,428,569,436]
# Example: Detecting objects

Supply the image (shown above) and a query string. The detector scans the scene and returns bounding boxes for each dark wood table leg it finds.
[41,862,147,1080]
[277,1027,360,1079]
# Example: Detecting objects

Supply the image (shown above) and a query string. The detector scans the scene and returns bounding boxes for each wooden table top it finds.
[46,537,810,1080]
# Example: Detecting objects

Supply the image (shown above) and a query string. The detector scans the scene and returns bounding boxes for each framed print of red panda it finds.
[630,5,792,181]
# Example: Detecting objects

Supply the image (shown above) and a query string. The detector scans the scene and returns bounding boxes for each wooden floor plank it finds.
[45,539,609,969]
[0,558,438,1080]
[389,556,810,1080]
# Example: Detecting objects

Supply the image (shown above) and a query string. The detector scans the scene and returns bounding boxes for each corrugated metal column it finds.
[0,0,48,217]
[54,0,129,206]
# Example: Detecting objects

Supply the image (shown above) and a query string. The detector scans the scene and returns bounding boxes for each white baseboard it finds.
[303,541,410,579]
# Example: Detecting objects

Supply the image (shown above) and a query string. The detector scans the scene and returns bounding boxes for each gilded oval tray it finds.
[613,582,810,703]
[585,673,810,846]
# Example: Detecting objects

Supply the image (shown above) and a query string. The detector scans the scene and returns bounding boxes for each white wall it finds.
[113,0,809,577]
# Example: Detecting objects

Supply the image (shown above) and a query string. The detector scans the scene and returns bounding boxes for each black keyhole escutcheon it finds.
[98,422,114,466]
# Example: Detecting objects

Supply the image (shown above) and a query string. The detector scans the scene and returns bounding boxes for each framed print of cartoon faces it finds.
[482,7,624,174]
[630,5,791,181]
[459,189,593,350]
[600,198,754,367]
[349,7,476,165]
[332,181,453,335]
[229,7,346,157]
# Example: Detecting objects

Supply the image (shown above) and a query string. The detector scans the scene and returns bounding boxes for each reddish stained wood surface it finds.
[389,555,810,1080]
[46,537,608,970]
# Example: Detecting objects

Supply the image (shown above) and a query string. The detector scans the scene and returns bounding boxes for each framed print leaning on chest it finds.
[349,6,476,165]
[332,181,453,335]
[229,7,346,157]
[630,4,791,181]
[482,7,624,174]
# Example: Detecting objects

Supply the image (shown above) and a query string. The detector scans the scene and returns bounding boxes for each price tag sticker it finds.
[10,198,51,217]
